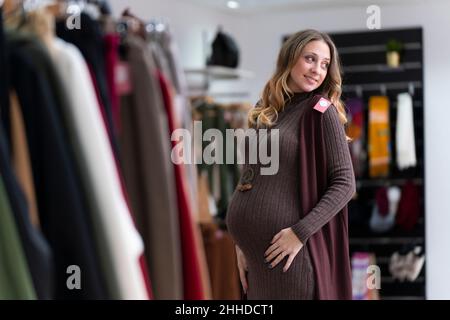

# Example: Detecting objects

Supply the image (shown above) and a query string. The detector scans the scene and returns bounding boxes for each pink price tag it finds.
[313,97,331,113]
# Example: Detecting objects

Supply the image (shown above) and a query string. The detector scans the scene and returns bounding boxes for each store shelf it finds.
[381,276,425,283]
[185,66,254,101]
[349,237,424,246]
[184,66,254,80]
[381,295,425,300]
[337,42,421,54]
[188,90,250,98]
[342,80,422,93]
[343,62,422,73]
[356,177,424,188]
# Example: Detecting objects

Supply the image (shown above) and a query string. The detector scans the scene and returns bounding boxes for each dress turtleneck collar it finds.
[284,91,315,107]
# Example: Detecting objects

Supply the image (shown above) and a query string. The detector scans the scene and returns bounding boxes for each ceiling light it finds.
[227,1,240,9]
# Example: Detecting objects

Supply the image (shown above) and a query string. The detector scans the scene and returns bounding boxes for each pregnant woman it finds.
[226,29,356,300]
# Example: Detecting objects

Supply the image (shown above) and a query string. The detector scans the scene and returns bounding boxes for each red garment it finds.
[139,255,153,299]
[396,181,421,231]
[157,70,205,300]
[104,34,121,132]
[298,95,353,299]
[375,187,389,217]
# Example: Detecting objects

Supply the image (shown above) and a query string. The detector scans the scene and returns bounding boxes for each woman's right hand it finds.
[235,245,248,294]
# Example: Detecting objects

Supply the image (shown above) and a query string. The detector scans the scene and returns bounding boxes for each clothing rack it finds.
[356,177,423,188]
[343,62,421,73]
[145,18,169,33]
[349,236,424,246]
[337,42,421,54]
[330,27,426,300]
[343,81,421,95]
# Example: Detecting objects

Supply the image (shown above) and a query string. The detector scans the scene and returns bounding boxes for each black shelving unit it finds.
[329,27,426,300]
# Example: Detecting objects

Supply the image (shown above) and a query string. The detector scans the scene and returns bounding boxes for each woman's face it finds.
[287,40,331,93]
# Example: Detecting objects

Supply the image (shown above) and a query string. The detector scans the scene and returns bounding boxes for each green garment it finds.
[0,175,37,299]
[195,102,241,221]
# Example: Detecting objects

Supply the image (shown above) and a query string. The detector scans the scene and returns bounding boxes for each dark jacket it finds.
[7,31,108,299]
[56,13,119,158]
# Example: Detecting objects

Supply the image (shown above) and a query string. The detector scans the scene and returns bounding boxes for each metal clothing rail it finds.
[356,177,424,189]
[337,42,422,54]
[342,80,422,94]
[349,237,425,245]
[343,62,422,73]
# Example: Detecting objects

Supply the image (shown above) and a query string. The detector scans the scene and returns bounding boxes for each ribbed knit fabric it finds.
[290,101,356,244]
[226,92,355,300]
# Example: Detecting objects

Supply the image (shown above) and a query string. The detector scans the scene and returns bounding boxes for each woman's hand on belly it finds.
[235,245,249,294]
[264,227,304,272]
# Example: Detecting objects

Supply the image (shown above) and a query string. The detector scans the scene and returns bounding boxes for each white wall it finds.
[109,0,248,102]
[108,0,241,68]
[109,0,450,299]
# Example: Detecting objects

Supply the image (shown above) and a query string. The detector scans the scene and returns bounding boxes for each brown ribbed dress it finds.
[226,92,356,300]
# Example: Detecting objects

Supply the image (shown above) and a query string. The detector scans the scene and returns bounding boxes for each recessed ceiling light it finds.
[227,1,240,9]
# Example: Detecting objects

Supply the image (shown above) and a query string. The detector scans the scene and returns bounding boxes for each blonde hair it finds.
[248,29,348,129]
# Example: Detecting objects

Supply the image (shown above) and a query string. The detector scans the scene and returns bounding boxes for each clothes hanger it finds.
[3,0,28,29]
[21,0,62,52]
[39,0,69,18]
[2,0,18,12]
[355,85,363,98]
[408,82,415,96]
[86,0,110,15]
[7,0,64,19]
[146,18,170,44]
[23,0,57,11]
[56,0,105,20]
[380,84,387,96]
[121,8,146,39]
[82,0,101,19]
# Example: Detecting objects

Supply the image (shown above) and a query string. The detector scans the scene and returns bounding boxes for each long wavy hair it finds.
[248,29,348,130]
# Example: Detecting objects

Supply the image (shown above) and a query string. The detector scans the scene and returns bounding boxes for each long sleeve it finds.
[291,106,356,243]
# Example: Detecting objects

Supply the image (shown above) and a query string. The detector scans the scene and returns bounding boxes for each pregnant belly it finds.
[226,189,299,252]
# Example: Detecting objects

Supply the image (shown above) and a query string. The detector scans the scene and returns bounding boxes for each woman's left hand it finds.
[264,227,304,272]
